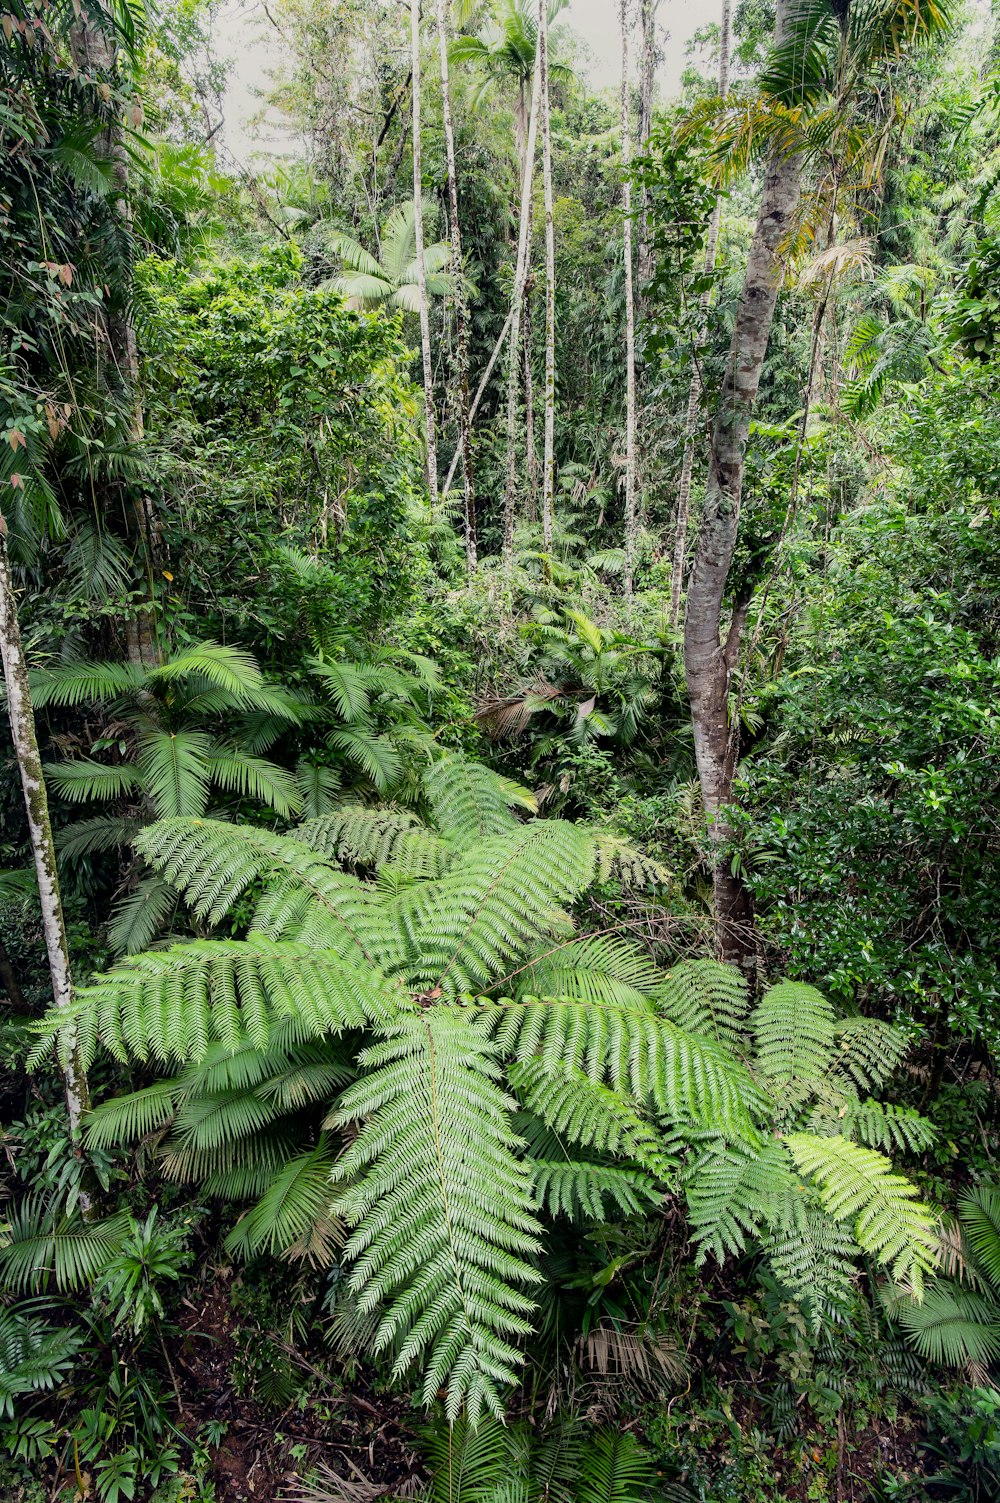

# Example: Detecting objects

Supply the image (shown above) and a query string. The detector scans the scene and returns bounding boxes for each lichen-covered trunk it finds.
[668,0,731,631]
[539,0,556,555]
[435,0,476,571]
[0,525,90,1145]
[619,0,638,596]
[502,55,542,563]
[683,68,802,966]
[410,0,439,505]
[637,0,658,299]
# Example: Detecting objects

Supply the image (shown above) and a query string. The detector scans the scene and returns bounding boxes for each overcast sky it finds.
[213,0,723,162]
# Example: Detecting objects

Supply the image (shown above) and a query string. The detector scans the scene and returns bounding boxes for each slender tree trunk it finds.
[410,0,439,505]
[503,53,542,563]
[668,0,731,632]
[442,307,514,498]
[683,0,802,968]
[0,523,90,1146]
[619,0,638,596]
[523,295,538,518]
[435,0,476,570]
[539,0,556,554]
[637,0,658,299]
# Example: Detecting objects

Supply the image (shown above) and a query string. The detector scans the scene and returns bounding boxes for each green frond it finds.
[763,1203,861,1317]
[686,1139,798,1264]
[511,1058,673,1181]
[393,822,594,996]
[32,938,404,1069]
[332,1010,542,1423]
[86,1079,183,1149]
[892,1282,1000,1367]
[294,760,343,818]
[481,996,767,1139]
[659,959,751,1053]
[423,754,530,846]
[959,1185,1000,1292]
[297,807,424,866]
[44,758,140,804]
[0,1307,85,1419]
[309,658,373,723]
[107,874,179,955]
[29,660,144,708]
[57,816,142,859]
[827,1016,910,1092]
[751,982,836,1101]
[838,1099,937,1154]
[784,1133,938,1291]
[136,729,212,818]
[515,935,661,1008]
[148,641,267,701]
[0,1198,128,1293]
[591,831,670,890]
[206,749,304,817]
[225,1142,341,1265]
[529,1161,658,1220]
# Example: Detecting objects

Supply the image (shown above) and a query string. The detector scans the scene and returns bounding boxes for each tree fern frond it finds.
[510,1059,672,1181]
[332,1010,542,1423]
[784,1133,938,1290]
[515,935,661,1008]
[57,816,142,859]
[751,982,836,1101]
[32,939,404,1069]
[328,728,401,791]
[837,1099,937,1154]
[423,755,526,847]
[297,807,451,877]
[827,1017,910,1091]
[482,997,767,1139]
[394,822,595,996]
[0,1306,85,1418]
[148,641,267,700]
[659,959,751,1053]
[529,1161,658,1220]
[763,1203,860,1316]
[86,1080,182,1149]
[591,831,670,890]
[294,760,343,818]
[686,1139,797,1264]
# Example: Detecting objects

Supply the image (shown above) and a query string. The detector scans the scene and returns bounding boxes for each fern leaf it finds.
[206,749,303,818]
[751,982,836,1101]
[784,1133,938,1290]
[959,1184,1000,1292]
[423,755,525,846]
[686,1139,798,1263]
[515,935,661,1008]
[839,1100,937,1154]
[225,1142,341,1264]
[30,660,143,708]
[828,1017,910,1092]
[659,959,750,1053]
[43,758,140,804]
[575,1432,655,1503]
[0,1307,84,1418]
[107,874,178,955]
[137,729,212,818]
[529,1161,658,1220]
[328,728,401,791]
[511,1058,673,1181]
[332,1010,542,1423]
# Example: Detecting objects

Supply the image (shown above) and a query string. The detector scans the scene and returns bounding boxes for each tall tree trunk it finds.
[435,0,476,571]
[539,0,556,555]
[0,522,90,1147]
[668,0,731,632]
[71,11,160,669]
[502,53,542,563]
[683,0,802,968]
[637,0,658,299]
[442,308,514,498]
[523,295,538,518]
[618,0,638,596]
[410,0,439,505]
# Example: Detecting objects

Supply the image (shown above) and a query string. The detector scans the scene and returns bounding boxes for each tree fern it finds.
[784,1133,938,1290]
[423,753,534,846]
[659,958,750,1053]
[686,1139,798,1263]
[225,1141,341,1264]
[751,982,836,1102]
[510,1058,674,1182]
[331,1010,543,1422]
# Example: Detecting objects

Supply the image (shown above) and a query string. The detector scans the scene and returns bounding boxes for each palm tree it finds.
[679,0,955,963]
[618,0,638,596]
[450,0,570,170]
[325,200,458,310]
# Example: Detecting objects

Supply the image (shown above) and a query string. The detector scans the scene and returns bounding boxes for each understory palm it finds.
[324,200,459,311]
[41,755,938,1422]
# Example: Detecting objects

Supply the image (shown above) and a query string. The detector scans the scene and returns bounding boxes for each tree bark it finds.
[637,0,658,298]
[668,0,731,632]
[502,52,542,563]
[539,0,556,554]
[0,521,90,1147]
[683,6,802,965]
[410,0,440,505]
[435,0,476,570]
[618,0,638,596]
